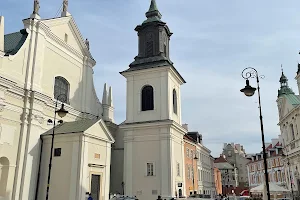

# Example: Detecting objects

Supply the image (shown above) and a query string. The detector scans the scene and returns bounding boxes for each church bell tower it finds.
[120,1,187,199]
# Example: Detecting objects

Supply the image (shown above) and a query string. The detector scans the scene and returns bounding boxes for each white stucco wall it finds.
[123,66,183,125]
[0,14,110,200]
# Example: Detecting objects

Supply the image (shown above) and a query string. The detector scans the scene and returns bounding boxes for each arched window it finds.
[0,157,9,197]
[54,76,69,103]
[173,89,177,114]
[141,85,154,111]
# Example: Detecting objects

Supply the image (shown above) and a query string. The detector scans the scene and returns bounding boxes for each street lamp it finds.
[192,153,198,194]
[240,67,270,200]
[45,94,68,200]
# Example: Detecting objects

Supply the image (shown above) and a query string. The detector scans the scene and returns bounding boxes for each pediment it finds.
[41,16,93,59]
[85,119,115,143]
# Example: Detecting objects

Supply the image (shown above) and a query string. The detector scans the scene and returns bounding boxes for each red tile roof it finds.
[265,144,273,151]
[214,156,228,163]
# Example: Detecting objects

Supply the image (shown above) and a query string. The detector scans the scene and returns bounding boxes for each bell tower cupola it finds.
[278,68,294,97]
[130,0,173,67]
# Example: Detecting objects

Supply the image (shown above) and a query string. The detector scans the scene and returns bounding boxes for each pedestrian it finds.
[88,193,93,200]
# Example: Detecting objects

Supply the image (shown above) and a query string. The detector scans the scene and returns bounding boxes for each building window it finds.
[141,85,154,111]
[228,151,232,157]
[164,44,167,56]
[177,163,180,176]
[146,163,154,176]
[54,76,69,103]
[54,148,61,157]
[173,89,177,114]
[64,33,68,43]
[290,124,295,140]
[187,165,190,179]
[186,148,189,157]
[191,150,194,158]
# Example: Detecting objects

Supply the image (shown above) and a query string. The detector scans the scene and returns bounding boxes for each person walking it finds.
[87,193,93,200]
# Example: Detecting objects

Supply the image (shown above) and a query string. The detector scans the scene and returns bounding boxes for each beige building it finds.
[277,69,300,195]
[246,138,286,189]
[0,1,115,200]
[222,143,250,187]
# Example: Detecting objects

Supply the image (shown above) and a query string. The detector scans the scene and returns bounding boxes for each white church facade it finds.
[0,1,115,200]
[0,0,213,200]
[110,1,188,199]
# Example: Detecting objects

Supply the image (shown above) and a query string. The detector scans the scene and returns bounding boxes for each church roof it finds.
[283,94,300,106]
[4,29,28,55]
[42,118,99,135]
[278,71,295,97]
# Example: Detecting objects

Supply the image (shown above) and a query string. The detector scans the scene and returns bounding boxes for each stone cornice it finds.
[0,77,93,123]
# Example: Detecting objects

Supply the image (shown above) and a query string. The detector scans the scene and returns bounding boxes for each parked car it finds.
[109,195,138,200]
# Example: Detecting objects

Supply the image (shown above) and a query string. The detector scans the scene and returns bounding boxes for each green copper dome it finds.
[143,0,163,24]
[279,72,288,83]
[278,71,294,97]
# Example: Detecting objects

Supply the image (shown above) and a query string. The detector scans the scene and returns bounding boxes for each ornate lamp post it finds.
[192,153,198,194]
[45,94,68,200]
[240,67,270,200]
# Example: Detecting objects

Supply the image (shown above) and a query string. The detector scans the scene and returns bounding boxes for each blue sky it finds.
[3,0,300,156]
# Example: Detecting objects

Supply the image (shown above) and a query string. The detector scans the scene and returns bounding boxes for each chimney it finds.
[0,16,4,52]
[182,124,188,131]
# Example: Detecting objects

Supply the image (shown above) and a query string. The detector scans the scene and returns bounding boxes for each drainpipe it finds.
[34,136,44,200]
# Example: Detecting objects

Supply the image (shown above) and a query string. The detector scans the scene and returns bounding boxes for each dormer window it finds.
[54,76,69,103]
